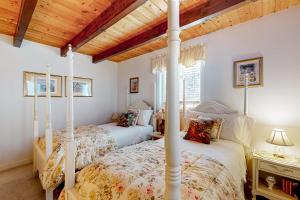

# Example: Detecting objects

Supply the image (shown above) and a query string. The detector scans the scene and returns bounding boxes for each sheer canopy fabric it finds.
[151,45,205,74]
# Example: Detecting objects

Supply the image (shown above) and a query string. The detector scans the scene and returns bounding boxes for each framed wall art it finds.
[130,77,139,93]
[234,57,263,88]
[65,76,93,97]
[23,71,62,97]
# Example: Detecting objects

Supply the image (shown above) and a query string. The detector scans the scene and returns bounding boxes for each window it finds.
[162,61,204,107]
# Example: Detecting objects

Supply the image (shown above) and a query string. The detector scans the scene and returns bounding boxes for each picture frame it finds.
[234,57,263,88]
[130,77,139,93]
[65,76,93,97]
[23,71,62,97]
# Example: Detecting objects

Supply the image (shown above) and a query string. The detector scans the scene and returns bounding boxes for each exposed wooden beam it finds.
[60,0,147,57]
[14,0,38,47]
[93,0,249,63]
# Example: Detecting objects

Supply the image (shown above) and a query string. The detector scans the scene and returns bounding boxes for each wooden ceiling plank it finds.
[13,0,38,47]
[262,0,275,15]
[60,0,147,57]
[93,0,248,63]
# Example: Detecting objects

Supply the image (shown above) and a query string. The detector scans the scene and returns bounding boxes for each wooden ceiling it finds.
[0,0,299,63]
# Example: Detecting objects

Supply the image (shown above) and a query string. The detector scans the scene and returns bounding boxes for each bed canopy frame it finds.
[33,1,249,199]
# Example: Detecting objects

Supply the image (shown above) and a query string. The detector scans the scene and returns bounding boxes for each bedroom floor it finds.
[0,164,61,200]
[0,164,44,199]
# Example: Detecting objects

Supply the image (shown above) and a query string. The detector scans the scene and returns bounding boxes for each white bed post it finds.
[126,87,130,110]
[244,73,249,116]
[153,79,157,131]
[45,65,53,200]
[34,75,39,140]
[65,44,76,196]
[165,0,181,199]
[156,70,163,111]
[33,75,39,173]
[182,78,186,123]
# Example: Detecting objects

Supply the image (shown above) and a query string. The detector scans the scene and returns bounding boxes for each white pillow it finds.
[137,110,153,126]
[193,101,237,114]
[185,110,255,147]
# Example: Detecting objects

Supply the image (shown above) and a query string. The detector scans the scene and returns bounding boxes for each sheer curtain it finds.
[180,45,205,68]
[152,55,166,112]
[151,45,206,105]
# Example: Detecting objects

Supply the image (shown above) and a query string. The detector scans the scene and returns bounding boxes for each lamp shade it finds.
[266,129,293,146]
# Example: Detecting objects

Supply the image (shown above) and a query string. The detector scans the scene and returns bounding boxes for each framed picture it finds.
[130,77,139,93]
[23,71,62,97]
[65,77,93,97]
[234,57,263,88]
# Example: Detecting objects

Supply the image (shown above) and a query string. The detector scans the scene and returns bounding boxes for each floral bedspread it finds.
[38,125,117,190]
[59,141,243,200]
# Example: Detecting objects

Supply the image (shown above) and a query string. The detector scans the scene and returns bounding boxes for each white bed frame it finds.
[33,1,250,199]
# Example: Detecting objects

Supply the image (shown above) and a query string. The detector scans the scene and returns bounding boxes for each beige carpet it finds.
[0,164,50,200]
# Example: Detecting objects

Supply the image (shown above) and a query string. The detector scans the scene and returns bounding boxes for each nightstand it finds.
[151,132,164,140]
[252,151,300,200]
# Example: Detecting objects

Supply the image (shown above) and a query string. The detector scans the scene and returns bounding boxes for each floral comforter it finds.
[59,141,243,200]
[38,125,117,190]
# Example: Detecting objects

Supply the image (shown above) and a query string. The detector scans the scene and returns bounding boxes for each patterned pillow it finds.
[117,113,130,127]
[197,117,224,141]
[128,109,140,126]
[117,111,139,127]
[183,119,214,144]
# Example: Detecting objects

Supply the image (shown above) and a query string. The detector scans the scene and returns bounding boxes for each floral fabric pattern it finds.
[128,109,140,126]
[59,141,242,200]
[117,111,138,127]
[197,117,224,140]
[38,125,117,190]
[184,119,211,144]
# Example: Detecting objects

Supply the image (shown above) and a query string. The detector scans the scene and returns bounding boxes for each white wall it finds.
[0,34,118,170]
[118,6,300,156]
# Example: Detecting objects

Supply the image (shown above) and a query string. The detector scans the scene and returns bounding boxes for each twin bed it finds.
[61,137,247,200]
[33,122,153,178]
[34,118,153,191]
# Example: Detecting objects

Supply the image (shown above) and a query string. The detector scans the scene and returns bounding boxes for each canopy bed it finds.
[32,46,154,200]
[57,1,254,200]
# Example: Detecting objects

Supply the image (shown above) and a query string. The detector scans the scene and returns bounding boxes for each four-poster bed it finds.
[32,45,154,199]
[57,1,253,200]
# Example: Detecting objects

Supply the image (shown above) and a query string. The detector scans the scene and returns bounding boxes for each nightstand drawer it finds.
[259,160,300,180]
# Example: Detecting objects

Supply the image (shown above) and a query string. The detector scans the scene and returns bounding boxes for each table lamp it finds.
[266,129,293,158]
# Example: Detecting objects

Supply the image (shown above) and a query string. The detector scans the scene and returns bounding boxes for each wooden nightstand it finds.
[151,132,164,140]
[252,151,300,200]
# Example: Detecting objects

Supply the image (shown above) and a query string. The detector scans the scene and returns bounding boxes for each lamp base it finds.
[273,146,286,159]
[273,153,285,159]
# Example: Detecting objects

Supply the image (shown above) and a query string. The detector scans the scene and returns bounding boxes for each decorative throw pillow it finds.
[117,113,130,127]
[183,119,211,144]
[128,109,140,126]
[197,116,224,141]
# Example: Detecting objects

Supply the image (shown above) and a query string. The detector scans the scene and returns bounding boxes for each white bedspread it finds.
[157,137,247,191]
[97,122,153,148]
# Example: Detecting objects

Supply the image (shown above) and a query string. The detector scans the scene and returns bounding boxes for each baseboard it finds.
[0,158,32,172]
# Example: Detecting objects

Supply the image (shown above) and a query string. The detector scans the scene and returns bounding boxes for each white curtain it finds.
[151,45,205,73]
[151,44,206,113]
[180,45,206,68]
[151,55,167,74]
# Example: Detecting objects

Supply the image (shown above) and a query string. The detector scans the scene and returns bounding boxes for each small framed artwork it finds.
[65,76,93,97]
[234,57,263,88]
[23,71,62,97]
[130,77,139,93]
